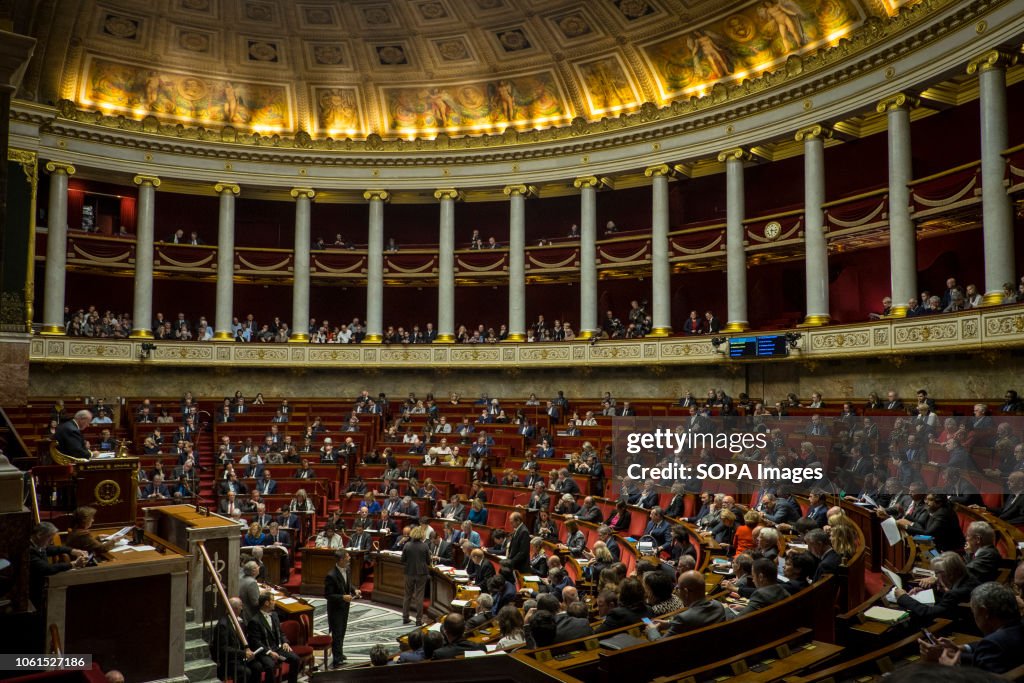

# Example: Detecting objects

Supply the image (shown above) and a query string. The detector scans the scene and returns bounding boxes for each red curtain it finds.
[67,190,84,231]
[119,196,137,234]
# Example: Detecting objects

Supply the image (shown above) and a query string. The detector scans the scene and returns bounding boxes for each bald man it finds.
[55,410,95,459]
[658,571,730,636]
[212,597,263,683]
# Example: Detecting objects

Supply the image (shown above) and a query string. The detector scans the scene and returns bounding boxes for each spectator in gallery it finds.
[704,310,722,334]
[385,237,399,252]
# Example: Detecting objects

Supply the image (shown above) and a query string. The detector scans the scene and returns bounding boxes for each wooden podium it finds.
[46,532,188,682]
[73,457,139,526]
[145,504,242,623]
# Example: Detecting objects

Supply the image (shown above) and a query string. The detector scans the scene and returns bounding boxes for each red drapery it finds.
[119,196,137,233]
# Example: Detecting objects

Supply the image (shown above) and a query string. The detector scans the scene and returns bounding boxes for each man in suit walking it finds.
[247,593,300,683]
[324,549,360,667]
[506,512,531,573]
[401,526,431,625]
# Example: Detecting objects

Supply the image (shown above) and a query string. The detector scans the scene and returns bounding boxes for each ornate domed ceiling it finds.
[22,0,907,139]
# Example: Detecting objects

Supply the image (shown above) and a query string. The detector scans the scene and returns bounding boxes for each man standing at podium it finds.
[55,410,95,459]
[325,549,360,668]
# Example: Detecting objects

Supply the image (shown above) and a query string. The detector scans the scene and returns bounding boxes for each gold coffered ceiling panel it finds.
[25,0,904,139]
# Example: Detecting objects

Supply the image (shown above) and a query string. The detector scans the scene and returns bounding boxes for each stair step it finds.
[185,606,195,621]
[184,659,217,683]
[185,621,206,640]
[184,637,212,660]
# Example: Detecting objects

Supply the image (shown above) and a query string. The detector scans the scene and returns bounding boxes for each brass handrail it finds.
[48,624,62,655]
[196,540,248,645]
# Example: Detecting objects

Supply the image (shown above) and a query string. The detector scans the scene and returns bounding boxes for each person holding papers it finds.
[894,551,977,620]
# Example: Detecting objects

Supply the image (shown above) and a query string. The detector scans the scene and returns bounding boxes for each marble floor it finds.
[304,597,425,669]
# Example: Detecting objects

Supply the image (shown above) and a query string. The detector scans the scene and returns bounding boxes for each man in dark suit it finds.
[506,512,531,572]
[433,613,485,659]
[468,548,495,586]
[884,390,905,411]
[401,526,431,625]
[246,593,300,683]
[211,598,263,683]
[995,471,1024,524]
[427,531,453,564]
[919,581,1024,673]
[55,410,94,459]
[738,559,790,614]
[660,570,730,636]
[526,483,549,511]
[324,550,359,667]
[29,522,87,609]
[535,594,591,643]
[257,470,277,496]
[896,493,965,553]
[806,529,841,581]
[347,523,373,551]
[964,521,1003,584]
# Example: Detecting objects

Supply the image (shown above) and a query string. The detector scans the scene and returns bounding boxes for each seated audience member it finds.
[780,551,816,595]
[805,528,841,581]
[606,500,632,532]
[659,570,731,635]
[893,493,965,553]
[895,552,977,621]
[594,577,651,633]
[466,594,494,630]
[432,614,485,659]
[962,521,1002,584]
[644,569,683,616]
[66,506,116,561]
[919,581,1024,673]
[738,558,790,614]
[495,605,526,650]
[314,524,343,550]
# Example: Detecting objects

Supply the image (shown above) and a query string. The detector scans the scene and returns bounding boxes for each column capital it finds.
[363,190,390,202]
[133,174,162,188]
[502,184,536,198]
[573,176,610,190]
[290,187,316,200]
[433,188,462,201]
[966,50,1018,75]
[717,148,751,163]
[875,92,919,113]
[794,124,832,142]
[643,164,679,178]
[44,160,76,176]
[214,182,240,195]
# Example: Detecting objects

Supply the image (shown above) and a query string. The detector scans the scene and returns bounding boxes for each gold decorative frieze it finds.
[214,182,241,195]
[26,308,1024,368]
[875,92,919,113]
[966,49,1018,75]
[363,190,390,202]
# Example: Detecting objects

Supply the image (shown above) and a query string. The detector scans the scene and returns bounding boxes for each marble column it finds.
[41,161,75,334]
[967,50,1018,305]
[717,149,750,332]
[796,125,831,326]
[876,93,918,317]
[503,185,531,342]
[363,190,389,343]
[289,188,315,342]
[573,176,600,339]
[213,183,239,341]
[645,165,673,336]
[434,189,460,343]
[130,175,160,339]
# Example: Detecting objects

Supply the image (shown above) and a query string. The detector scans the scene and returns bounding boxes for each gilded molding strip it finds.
[527,253,579,269]
[670,235,723,255]
[747,220,802,244]
[455,257,506,272]
[826,199,887,228]
[71,244,132,264]
[385,260,436,274]
[597,246,651,263]
[912,177,979,207]
[237,256,292,271]
[156,250,215,269]
[311,257,366,274]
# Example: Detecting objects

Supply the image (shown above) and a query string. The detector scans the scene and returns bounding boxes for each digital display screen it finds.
[728,335,789,359]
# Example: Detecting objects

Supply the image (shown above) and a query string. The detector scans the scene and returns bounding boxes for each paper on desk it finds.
[110,545,135,553]
[131,545,157,552]
[911,589,935,605]
[451,599,470,608]
[522,575,542,582]
[882,568,904,603]
[464,650,487,658]
[427,623,443,632]
[881,517,901,546]
[485,644,499,653]
[277,597,298,605]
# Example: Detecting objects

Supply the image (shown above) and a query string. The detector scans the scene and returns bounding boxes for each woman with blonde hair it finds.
[829,523,858,561]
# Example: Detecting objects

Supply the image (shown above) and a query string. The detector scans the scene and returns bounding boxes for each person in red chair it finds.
[247,593,300,683]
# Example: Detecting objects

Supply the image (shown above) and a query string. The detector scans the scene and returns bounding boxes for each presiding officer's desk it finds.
[46,528,189,682]
[373,551,462,619]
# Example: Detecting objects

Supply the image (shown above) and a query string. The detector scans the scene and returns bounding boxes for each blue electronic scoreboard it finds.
[728,335,789,359]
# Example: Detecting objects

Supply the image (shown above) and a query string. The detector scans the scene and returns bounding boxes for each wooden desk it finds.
[373,552,462,619]
[299,547,368,595]
[144,503,243,622]
[241,544,287,585]
[46,534,188,682]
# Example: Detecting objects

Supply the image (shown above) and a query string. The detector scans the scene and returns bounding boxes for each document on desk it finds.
[881,517,901,546]
[276,597,298,605]
[131,545,157,552]
[882,567,903,603]
[464,650,487,658]
[110,545,135,553]
[910,589,935,604]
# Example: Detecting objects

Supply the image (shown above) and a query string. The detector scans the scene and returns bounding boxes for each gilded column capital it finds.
[966,50,1017,75]
[643,164,677,178]
[875,93,919,113]
[290,187,316,200]
[572,176,603,190]
[133,174,161,187]
[794,124,832,142]
[363,190,390,202]
[433,188,462,201]
[45,161,76,175]
[502,184,535,198]
[214,182,240,195]
[716,148,751,163]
